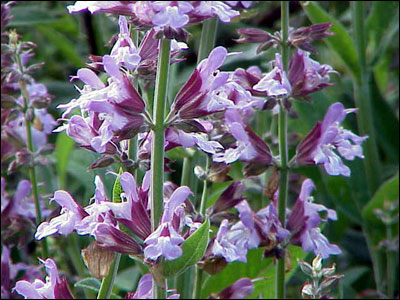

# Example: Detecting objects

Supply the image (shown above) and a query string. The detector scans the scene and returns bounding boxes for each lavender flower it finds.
[214,277,254,299]
[68,1,242,32]
[125,274,180,299]
[144,186,192,261]
[287,179,341,258]
[295,102,368,176]
[14,258,73,299]
[213,108,272,165]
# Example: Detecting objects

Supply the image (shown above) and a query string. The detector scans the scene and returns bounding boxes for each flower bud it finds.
[318,274,344,296]
[301,283,314,299]
[321,264,336,277]
[88,155,116,170]
[194,165,207,181]
[25,108,35,122]
[1,94,17,108]
[81,242,116,279]
[312,254,323,273]
[298,260,313,277]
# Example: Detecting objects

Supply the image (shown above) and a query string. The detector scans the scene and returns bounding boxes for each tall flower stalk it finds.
[276,2,290,299]
[15,50,49,259]
[151,37,172,299]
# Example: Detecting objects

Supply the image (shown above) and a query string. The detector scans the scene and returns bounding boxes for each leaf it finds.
[74,277,101,293]
[362,173,399,222]
[301,2,360,79]
[201,248,270,299]
[157,218,210,278]
[55,132,75,189]
[74,277,122,299]
[36,25,83,68]
[113,168,124,203]
[369,74,399,165]
[114,266,141,292]
[366,1,399,66]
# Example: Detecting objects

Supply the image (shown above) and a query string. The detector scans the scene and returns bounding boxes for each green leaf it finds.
[302,2,360,78]
[74,277,122,299]
[113,168,124,203]
[36,25,83,68]
[74,277,102,293]
[362,173,399,222]
[114,266,141,292]
[55,131,75,189]
[366,1,399,66]
[157,218,210,278]
[201,248,270,299]
[369,74,399,165]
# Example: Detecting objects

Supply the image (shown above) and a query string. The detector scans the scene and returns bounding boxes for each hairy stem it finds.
[16,55,49,259]
[150,37,171,299]
[97,253,121,299]
[276,2,289,299]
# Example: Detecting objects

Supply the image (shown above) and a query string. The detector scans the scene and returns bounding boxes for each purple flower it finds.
[213,108,272,165]
[171,46,230,119]
[295,102,368,176]
[288,49,337,100]
[287,179,341,259]
[110,16,141,70]
[225,1,253,9]
[192,1,240,23]
[253,53,292,97]
[125,274,180,299]
[216,278,254,299]
[152,2,193,29]
[144,186,192,261]
[14,258,73,299]
[35,190,89,240]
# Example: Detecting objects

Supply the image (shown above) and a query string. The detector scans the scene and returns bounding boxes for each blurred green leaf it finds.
[157,218,210,278]
[362,173,399,223]
[114,267,141,292]
[302,2,360,79]
[36,25,83,68]
[74,277,122,299]
[366,1,399,66]
[369,74,399,165]
[55,131,75,189]
[10,5,58,26]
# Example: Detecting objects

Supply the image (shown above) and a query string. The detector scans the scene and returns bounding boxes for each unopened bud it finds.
[88,155,115,169]
[1,94,17,108]
[2,127,25,148]
[16,149,32,166]
[81,242,116,279]
[301,283,314,299]
[312,254,323,273]
[298,260,313,277]
[318,274,344,296]
[31,97,51,109]
[321,264,336,277]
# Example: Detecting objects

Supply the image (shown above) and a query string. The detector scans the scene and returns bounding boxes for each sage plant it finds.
[2,1,375,299]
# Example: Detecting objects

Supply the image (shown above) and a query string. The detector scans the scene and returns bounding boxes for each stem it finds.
[351,1,381,195]
[276,2,289,299]
[151,38,171,298]
[97,253,121,299]
[193,265,204,299]
[386,224,395,298]
[197,18,218,63]
[16,57,49,259]
[352,2,385,295]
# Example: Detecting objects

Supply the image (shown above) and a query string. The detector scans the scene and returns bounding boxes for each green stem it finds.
[351,2,385,295]
[97,253,121,299]
[193,265,204,299]
[386,224,395,298]
[276,2,289,299]
[150,38,171,298]
[351,1,381,195]
[16,57,49,259]
[197,18,218,62]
